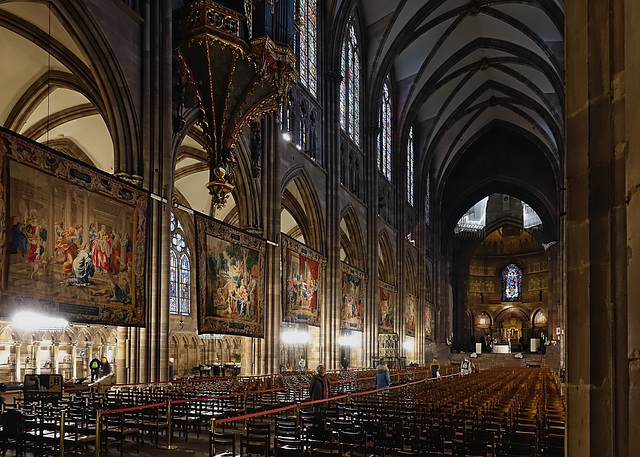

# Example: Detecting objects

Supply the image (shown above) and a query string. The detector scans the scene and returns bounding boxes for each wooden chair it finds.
[309,441,342,457]
[240,433,269,457]
[274,436,304,457]
[210,430,237,457]
[103,411,140,457]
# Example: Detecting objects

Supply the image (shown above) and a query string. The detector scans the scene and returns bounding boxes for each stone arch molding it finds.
[339,205,366,269]
[0,1,140,177]
[281,166,325,251]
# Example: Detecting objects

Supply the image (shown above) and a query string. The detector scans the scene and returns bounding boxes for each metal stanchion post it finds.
[209,419,216,457]
[95,411,101,457]
[295,403,300,428]
[243,391,248,430]
[159,400,178,449]
[59,410,65,456]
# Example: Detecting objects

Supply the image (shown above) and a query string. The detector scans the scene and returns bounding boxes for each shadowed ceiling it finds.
[328,0,564,242]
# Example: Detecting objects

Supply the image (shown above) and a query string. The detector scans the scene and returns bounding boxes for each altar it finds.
[492,344,510,354]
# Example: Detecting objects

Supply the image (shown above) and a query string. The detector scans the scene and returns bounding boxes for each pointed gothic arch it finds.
[0,1,141,177]
[339,206,365,269]
[377,231,395,285]
[281,166,325,251]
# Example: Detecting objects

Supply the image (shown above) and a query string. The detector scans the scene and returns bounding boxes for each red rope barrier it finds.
[171,391,244,404]
[215,403,299,424]
[101,401,167,416]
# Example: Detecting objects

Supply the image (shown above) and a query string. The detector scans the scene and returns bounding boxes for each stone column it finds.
[117,327,127,383]
[14,342,21,382]
[52,342,60,374]
[323,70,344,370]
[70,342,77,379]
[566,0,631,455]
[87,342,94,362]
[260,115,281,375]
[33,341,41,375]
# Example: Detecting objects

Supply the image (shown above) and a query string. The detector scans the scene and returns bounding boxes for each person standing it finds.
[341,356,349,370]
[100,357,111,378]
[309,364,330,426]
[375,363,391,393]
[89,357,101,382]
[460,357,471,375]
[299,356,306,371]
[309,364,330,400]
[430,357,440,378]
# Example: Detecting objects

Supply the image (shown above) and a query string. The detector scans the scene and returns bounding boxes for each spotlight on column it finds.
[403,340,414,350]
[280,328,310,345]
[338,333,359,347]
[12,311,68,331]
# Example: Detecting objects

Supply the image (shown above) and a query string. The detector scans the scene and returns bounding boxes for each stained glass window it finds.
[299,0,317,96]
[502,263,522,302]
[180,254,190,315]
[170,212,191,315]
[340,20,360,145]
[379,79,392,180]
[169,250,178,314]
[407,126,414,205]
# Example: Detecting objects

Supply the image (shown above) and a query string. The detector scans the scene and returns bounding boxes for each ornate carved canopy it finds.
[175,0,297,208]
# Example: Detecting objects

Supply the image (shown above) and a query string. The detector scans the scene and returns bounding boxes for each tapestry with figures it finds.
[405,293,417,337]
[195,213,265,337]
[340,262,366,332]
[378,282,396,334]
[0,128,149,326]
[282,235,323,326]
[425,304,433,340]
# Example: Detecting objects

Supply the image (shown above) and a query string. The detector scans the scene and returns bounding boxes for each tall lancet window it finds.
[502,263,522,302]
[170,212,191,315]
[299,0,317,96]
[340,19,360,145]
[407,127,414,205]
[379,79,392,180]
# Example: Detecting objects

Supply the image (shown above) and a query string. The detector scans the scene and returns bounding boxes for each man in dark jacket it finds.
[309,364,330,425]
[309,364,330,400]
[375,363,391,393]
[89,357,101,382]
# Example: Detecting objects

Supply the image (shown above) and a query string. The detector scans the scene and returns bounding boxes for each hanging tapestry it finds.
[378,281,395,334]
[340,262,366,331]
[195,213,265,337]
[0,128,148,326]
[425,304,433,340]
[405,293,417,337]
[281,235,324,326]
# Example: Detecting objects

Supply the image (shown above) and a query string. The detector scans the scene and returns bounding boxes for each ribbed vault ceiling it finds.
[0,1,565,240]
[330,0,564,241]
[0,2,114,173]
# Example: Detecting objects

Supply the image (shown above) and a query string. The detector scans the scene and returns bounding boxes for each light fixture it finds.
[281,328,310,345]
[12,311,68,331]
[198,333,224,340]
[282,132,291,142]
[403,340,415,350]
[338,333,359,347]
